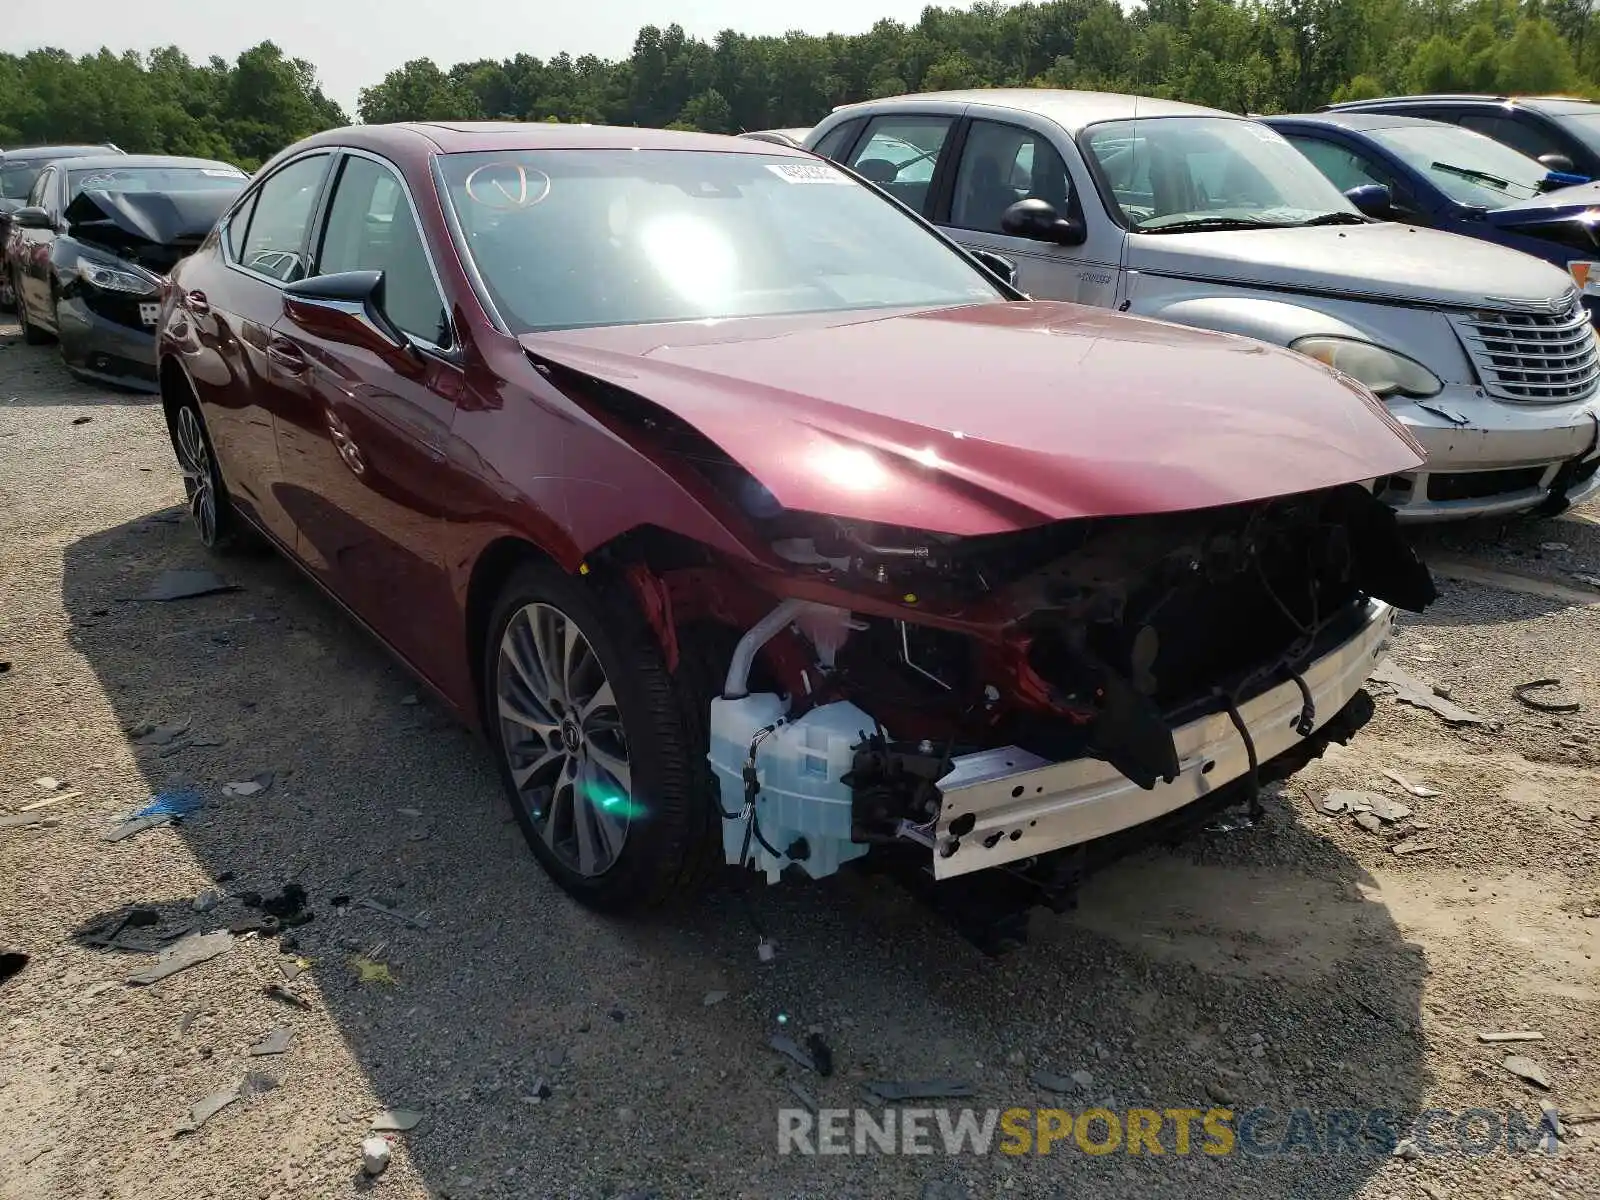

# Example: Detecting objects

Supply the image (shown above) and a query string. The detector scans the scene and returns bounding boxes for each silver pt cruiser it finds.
[805,88,1600,521]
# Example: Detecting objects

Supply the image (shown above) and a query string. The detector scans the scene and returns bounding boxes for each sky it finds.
[1,0,978,115]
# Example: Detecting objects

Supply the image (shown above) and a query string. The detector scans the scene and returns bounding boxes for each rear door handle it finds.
[185,290,210,315]
[266,336,307,374]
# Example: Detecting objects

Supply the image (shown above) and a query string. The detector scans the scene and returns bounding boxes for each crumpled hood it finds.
[1483,179,1600,230]
[1129,222,1576,309]
[523,301,1424,536]
[64,187,239,251]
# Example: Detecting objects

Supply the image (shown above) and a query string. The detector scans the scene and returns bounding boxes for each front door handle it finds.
[185,290,211,316]
[266,336,307,374]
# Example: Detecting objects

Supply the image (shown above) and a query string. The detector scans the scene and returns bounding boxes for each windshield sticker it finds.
[201,168,245,177]
[765,162,851,185]
[464,162,551,210]
[77,174,120,190]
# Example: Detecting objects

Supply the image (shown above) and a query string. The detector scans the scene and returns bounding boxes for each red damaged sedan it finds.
[156,122,1434,944]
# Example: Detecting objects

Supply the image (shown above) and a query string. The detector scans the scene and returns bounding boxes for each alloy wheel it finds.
[496,601,633,877]
[175,406,218,546]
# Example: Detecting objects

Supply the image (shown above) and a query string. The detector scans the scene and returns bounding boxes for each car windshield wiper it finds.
[1298,211,1369,226]
[1137,215,1293,234]
[1430,161,1512,190]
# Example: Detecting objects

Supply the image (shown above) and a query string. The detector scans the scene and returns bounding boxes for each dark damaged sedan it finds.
[156,123,1436,946]
[5,154,247,389]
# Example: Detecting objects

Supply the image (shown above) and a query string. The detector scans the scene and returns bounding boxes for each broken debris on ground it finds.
[1370,659,1492,726]
[141,569,240,603]
[126,931,233,986]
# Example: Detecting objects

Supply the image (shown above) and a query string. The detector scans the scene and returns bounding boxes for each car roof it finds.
[49,154,243,172]
[1325,93,1600,115]
[333,121,813,157]
[830,88,1229,132]
[1264,111,1452,133]
[0,144,120,163]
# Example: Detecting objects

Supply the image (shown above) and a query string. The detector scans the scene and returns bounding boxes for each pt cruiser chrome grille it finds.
[1452,296,1599,404]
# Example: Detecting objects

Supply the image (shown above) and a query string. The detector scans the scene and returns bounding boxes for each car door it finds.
[186,151,335,548]
[1278,130,1433,223]
[837,114,959,217]
[936,117,1119,306]
[268,149,463,681]
[14,166,60,323]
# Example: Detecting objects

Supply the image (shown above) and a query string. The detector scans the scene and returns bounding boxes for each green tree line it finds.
[3,0,1598,168]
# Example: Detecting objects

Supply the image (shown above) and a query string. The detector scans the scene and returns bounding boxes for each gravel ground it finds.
[1,318,1597,1200]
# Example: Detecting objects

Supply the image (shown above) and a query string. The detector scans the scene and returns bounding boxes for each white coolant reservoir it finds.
[709,695,879,883]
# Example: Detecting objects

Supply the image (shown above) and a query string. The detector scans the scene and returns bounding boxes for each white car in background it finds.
[805,89,1600,521]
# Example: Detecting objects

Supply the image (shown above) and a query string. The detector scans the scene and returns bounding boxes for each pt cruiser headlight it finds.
[76,258,159,296]
[1291,336,1442,399]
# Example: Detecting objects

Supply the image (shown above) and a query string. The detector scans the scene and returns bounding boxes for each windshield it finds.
[0,164,43,201]
[438,149,1002,332]
[1550,109,1600,158]
[68,166,246,198]
[1365,124,1551,206]
[1082,117,1358,231]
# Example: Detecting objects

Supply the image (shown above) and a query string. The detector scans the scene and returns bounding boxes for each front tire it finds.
[169,391,242,554]
[484,561,713,912]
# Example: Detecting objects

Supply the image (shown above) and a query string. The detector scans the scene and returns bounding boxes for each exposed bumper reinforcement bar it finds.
[931,599,1396,879]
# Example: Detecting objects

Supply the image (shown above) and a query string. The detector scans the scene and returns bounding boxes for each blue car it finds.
[1263,111,1600,322]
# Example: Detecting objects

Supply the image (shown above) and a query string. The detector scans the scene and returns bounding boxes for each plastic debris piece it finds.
[129,717,191,746]
[1478,1031,1543,1043]
[279,957,310,982]
[1366,794,1413,824]
[1381,770,1441,798]
[1030,1069,1083,1094]
[1504,1055,1551,1089]
[702,990,728,1007]
[1370,660,1490,726]
[1354,812,1383,834]
[228,915,280,937]
[864,1079,977,1102]
[241,1070,278,1097]
[103,814,170,842]
[769,1034,817,1073]
[126,930,232,986]
[757,937,776,962]
[130,790,204,820]
[371,1108,423,1132]
[1514,678,1581,714]
[362,1136,392,1176]
[142,569,240,602]
[178,1083,240,1133]
[1,812,61,831]
[35,777,64,791]
[1391,838,1436,856]
[400,694,419,706]
[19,789,80,811]
[356,898,429,929]
[262,982,311,1008]
[249,1027,292,1056]
[1540,542,1571,552]
[786,1081,819,1113]
[350,955,396,985]
[192,889,221,913]
[222,781,264,798]
[1541,1099,1565,1141]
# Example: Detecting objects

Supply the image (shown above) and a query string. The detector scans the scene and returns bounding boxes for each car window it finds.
[1459,114,1564,162]
[68,166,246,197]
[1282,134,1393,192]
[26,167,53,210]
[951,120,1073,234]
[1083,117,1355,231]
[1,163,44,202]
[224,192,259,260]
[1366,123,1551,207]
[238,154,330,284]
[811,118,864,161]
[844,115,954,215]
[317,155,451,347]
[438,148,1002,333]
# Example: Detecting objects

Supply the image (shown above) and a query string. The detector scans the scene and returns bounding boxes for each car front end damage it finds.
[519,299,1436,946]
[615,478,1432,946]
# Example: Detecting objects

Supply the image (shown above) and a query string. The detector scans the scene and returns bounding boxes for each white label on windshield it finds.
[201,168,245,177]
[766,162,851,185]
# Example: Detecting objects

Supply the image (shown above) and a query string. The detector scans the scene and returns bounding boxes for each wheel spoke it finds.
[497,692,558,736]
[543,775,574,849]
[500,621,548,703]
[579,679,615,725]
[586,738,632,797]
[571,758,602,875]
[530,609,567,707]
[511,747,562,790]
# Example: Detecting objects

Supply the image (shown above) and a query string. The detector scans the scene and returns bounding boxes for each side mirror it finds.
[1000,198,1087,246]
[282,270,414,357]
[1538,152,1577,175]
[1343,183,1392,218]
[11,206,53,230]
[968,248,1018,288]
